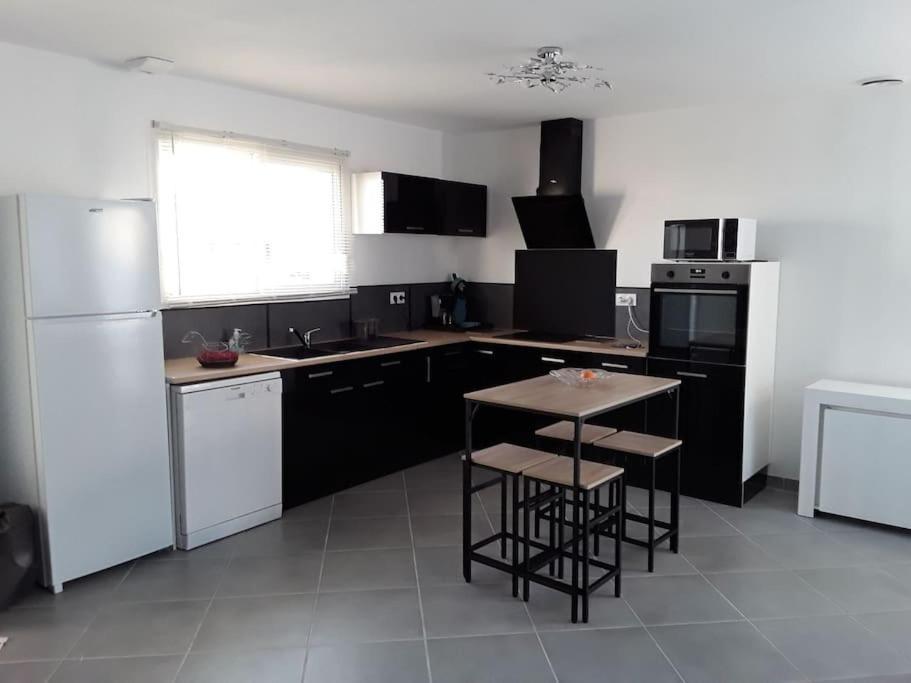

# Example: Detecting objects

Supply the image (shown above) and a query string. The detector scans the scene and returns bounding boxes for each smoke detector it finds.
[125,56,175,75]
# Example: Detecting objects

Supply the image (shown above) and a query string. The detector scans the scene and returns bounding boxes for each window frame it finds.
[152,121,353,309]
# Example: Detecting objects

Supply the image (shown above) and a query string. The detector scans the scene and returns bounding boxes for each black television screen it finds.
[513,249,617,339]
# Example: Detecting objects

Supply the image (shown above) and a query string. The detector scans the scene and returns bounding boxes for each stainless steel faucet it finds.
[289,326,321,349]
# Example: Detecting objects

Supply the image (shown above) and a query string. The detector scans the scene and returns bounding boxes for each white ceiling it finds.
[2,0,910,131]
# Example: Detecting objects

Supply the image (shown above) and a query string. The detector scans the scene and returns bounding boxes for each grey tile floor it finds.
[3,453,911,682]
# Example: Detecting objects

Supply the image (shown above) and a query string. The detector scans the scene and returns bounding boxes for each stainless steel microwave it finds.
[663,218,756,261]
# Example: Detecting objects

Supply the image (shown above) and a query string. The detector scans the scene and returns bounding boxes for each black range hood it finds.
[513,118,596,249]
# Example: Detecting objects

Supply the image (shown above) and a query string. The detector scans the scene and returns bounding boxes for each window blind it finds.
[154,122,351,306]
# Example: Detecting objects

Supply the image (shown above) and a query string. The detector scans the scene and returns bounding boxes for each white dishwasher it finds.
[169,372,283,549]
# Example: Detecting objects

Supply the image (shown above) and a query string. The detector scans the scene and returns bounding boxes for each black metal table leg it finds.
[671,387,681,554]
[463,400,473,583]
[582,488,590,623]
[500,473,507,558]
[571,418,582,624]
[615,477,624,597]
[522,476,531,601]
[648,458,656,573]
[512,473,520,596]
[593,488,600,557]
[671,447,680,553]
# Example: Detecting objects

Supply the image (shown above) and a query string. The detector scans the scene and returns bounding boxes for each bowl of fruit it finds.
[549,368,611,388]
[182,331,239,368]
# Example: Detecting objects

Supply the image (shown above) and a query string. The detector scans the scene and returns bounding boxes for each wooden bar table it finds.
[462,372,681,621]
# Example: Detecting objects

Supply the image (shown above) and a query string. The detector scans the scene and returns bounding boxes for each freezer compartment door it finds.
[174,377,282,536]
[31,312,173,585]
[22,195,161,317]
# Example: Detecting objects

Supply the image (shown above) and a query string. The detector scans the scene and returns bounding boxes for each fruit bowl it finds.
[196,344,239,368]
[549,368,611,388]
[182,331,239,368]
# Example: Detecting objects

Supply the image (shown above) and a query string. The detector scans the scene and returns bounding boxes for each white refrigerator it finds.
[0,194,173,592]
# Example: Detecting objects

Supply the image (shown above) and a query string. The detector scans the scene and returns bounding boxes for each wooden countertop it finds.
[464,373,679,419]
[165,329,648,385]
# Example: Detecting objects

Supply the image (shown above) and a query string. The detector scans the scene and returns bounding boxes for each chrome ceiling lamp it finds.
[487,46,611,93]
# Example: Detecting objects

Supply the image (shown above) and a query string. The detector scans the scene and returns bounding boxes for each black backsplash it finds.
[161,281,650,358]
[267,299,351,348]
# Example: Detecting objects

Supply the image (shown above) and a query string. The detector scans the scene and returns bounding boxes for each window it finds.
[154,123,351,306]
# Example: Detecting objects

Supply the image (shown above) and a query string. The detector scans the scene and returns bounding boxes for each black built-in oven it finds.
[648,263,750,365]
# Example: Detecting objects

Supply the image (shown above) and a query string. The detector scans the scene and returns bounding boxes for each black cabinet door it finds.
[425,345,472,457]
[647,358,746,506]
[440,181,486,237]
[281,362,357,508]
[382,172,440,234]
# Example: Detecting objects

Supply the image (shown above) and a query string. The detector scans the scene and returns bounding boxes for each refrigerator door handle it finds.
[32,310,160,322]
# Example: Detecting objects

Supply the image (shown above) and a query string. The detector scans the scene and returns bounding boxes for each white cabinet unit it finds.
[798,379,911,530]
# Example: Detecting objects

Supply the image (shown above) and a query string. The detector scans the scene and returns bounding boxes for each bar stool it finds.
[592,431,682,572]
[520,457,624,623]
[533,421,617,540]
[464,443,558,596]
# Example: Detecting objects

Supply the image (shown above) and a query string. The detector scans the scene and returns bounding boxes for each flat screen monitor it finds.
[513,249,617,339]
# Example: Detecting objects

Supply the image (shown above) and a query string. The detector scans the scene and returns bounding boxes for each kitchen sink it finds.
[312,335,421,354]
[257,336,421,360]
[255,346,339,360]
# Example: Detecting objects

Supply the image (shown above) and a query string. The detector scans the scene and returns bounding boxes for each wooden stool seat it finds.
[534,421,618,445]
[593,431,682,457]
[523,457,624,490]
[470,443,558,474]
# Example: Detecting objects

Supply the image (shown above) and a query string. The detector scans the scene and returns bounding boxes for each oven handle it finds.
[676,371,708,379]
[654,288,739,295]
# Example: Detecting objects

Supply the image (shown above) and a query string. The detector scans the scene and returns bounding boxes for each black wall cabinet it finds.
[382,172,440,234]
[441,181,487,237]
[354,171,487,237]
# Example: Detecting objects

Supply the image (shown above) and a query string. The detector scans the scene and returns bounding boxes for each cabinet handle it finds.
[426,356,431,383]
[308,370,333,379]
[405,226,424,231]
[676,371,708,379]
[541,356,565,364]
[363,380,385,388]
[329,386,354,394]
[457,228,473,234]
[601,362,629,370]
[380,360,401,367]
[475,349,494,356]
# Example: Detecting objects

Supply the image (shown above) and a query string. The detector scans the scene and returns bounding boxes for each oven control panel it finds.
[651,262,751,285]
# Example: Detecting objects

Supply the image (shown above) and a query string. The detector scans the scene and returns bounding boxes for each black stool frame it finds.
[600,445,682,572]
[520,472,625,623]
[462,384,681,623]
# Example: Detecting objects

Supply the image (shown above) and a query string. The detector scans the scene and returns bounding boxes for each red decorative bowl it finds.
[196,344,239,368]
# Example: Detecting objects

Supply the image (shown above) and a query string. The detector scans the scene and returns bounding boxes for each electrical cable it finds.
[625,303,648,349]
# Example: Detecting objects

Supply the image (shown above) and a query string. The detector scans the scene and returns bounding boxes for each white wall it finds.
[444,90,911,479]
[0,41,454,286]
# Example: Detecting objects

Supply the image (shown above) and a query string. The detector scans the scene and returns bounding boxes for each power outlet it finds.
[390,291,406,305]
[615,293,638,307]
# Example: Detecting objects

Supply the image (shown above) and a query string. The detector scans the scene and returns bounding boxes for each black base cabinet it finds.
[280,341,653,509]
[646,358,746,507]
[281,352,427,508]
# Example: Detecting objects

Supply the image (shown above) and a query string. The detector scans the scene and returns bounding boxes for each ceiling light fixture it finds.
[487,46,611,94]
[859,77,904,87]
